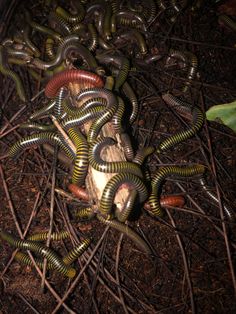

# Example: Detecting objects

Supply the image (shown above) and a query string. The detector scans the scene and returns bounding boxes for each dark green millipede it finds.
[23,24,41,57]
[148,164,205,217]
[8,132,75,160]
[27,230,69,242]
[133,146,155,165]
[121,81,139,124]
[68,127,89,186]
[19,122,55,131]
[96,54,130,91]
[76,207,96,220]
[48,11,72,36]
[62,97,106,116]
[98,172,148,216]
[0,45,26,102]
[157,93,204,153]
[0,230,76,278]
[14,238,91,270]
[89,137,143,178]
[112,96,125,134]
[97,214,151,254]
[55,3,85,24]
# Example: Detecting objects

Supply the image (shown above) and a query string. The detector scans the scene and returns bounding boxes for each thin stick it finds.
[115,234,129,314]
[50,115,76,154]
[0,105,26,135]
[166,209,195,314]
[0,164,23,237]
[51,227,110,314]
[201,92,236,296]
[17,293,41,314]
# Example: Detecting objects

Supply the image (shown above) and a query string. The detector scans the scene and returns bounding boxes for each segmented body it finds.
[89,137,143,177]
[148,165,205,217]
[0,230,76,278]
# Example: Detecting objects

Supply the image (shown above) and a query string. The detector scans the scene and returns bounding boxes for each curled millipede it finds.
[76,207,95,220]
[158,93,204,153]
[148,164,205,217]
[0,230,76,278]
[89,137,143,177]
[98,172,148,216]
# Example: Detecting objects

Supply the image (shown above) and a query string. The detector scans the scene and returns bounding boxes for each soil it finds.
[0,1,236,313]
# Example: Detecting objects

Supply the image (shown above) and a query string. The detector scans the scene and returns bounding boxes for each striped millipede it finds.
[133,146,155,165]
[62,96,106,116]
[115,30,148,56]
[61,105,104,130]
[23,24,41,57]
[89,137,143,177]
[45,37,56,60]
[121,81,139,124]
[19,122,55,131]
[218,14,236,33]
[96,53,130,91]
[48,11,72,36]
[29,100,56,120]
[111,10,147,33]
[0,230,76,278]
[120,133,134,161]
[112,96,125,133]
[75,207,95,220]
[144,195,185,211]
[167,49,198,92]
[56,3,85,24]
[25,10,62,43]
[198,176,235,222]
[33,35,99,71]
[45,69,104,98]
[87,23,98,52]
[14,238,91,270]
[8,132,75,160]
[54,87,67,118]
[0,45,26,102]
[157,93,204,153]
[68,127,89,186]
[27,230,69,242]
[148,164,205,217]
[97,214,151,254]
[98,172,147,215]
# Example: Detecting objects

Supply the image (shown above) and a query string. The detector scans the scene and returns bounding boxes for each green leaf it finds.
[206,100,236,133]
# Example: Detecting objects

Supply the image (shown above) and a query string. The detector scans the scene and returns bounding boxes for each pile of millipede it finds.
[0,0,235,312]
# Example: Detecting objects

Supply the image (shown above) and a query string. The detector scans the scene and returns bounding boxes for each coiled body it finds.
[45,69,104,98]
[158,93,204,153]
[148,164,205,217]
[76,207,95,220]
[89,137,143,177]
[122,81,138,124]
[0,230,76,278]
[98,172,147,215]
